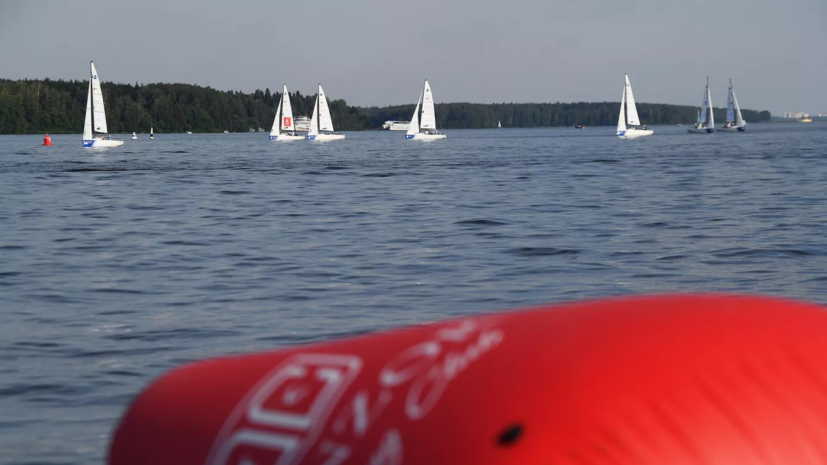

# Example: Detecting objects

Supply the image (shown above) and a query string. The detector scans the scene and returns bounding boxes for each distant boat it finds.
[186,131,192,135]
[616,74,653,139]
[269,84,304,141]
[799,117,813,123]
[223,130,229,134]
[306,84,345,141]
[687,77,715,134]
[82,61,124,148]
[720,79,746,132]
[131,132,137,140]
[498,120,502,128]
[150,127,154,140]
[380,120,411,131]
[294,116,311,132]
[406,79,447,140]
[574,124,586,129]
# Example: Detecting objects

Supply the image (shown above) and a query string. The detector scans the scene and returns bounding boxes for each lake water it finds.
[1,123,826,464]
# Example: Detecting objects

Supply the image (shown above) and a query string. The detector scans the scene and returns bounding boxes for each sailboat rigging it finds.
[406,79,447,140]
[269,84,304,141]
[82,61,124,148]
[616,74,653,139]
[687,77,715,134]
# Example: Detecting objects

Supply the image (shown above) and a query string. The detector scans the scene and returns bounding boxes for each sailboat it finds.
[82,61,124,148]
[150,127,154,140]
[687,77,715,134]
[406,80,447,140]
[720,79,746,132]
[131,132,137,140]
[269,84,304,141]
[498,120,502,128]
[306,84,345,141]
[616,74,653,139]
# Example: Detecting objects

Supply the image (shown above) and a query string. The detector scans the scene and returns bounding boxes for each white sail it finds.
[83,80,93,140]
[420,80,436,129]
[308,94,320,136]
[617,83,627,133]
[270,98,282,136]
[317,85,334,132]
[280,84,295,131]
[706,83,714,128]
[732,82,744,127]
[90,62,108,134]
[407,92,422,136]
[624,74,641,126]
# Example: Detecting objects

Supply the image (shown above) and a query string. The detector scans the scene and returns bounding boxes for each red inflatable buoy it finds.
[43,134,53,146]
[109,294,827,465]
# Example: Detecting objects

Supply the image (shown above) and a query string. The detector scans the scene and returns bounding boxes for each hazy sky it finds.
[1,0,825,114]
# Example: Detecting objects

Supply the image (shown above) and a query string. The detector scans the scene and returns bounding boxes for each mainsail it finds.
[90,62,108,134]
[317,85,334,132]
[420,80,436,129]
[280,84,295,131]
[624,74,641,126]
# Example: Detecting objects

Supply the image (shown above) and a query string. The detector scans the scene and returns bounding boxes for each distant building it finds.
[783,112,793,118]
[795,112,810,119]
[819,113,827,117]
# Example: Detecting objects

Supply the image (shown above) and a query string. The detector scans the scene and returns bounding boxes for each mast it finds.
[90,61,95,136]
[317,84,321,133]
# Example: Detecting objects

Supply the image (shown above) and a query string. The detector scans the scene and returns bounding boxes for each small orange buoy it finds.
[43,134,53,146]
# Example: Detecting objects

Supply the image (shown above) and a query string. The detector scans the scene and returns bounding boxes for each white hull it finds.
[617,128,653,139]
[307,133,345,141]
[131,136,137,140]
[687,127,716,134]
[406,133,447,140]
[269,134,305,141]
[718,126,746,132]
[83,138,125,148]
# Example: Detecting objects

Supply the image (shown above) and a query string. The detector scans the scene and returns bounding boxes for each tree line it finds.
[0,78,771,134]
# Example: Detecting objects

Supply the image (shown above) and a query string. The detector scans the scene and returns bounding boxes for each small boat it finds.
[269,84,304,141]
[406,79,447,140]
[186,131,192,135]
[150,127,154,140]
[687,77,715,134]
[617,74,653,139]
[306,84,345,141]
[498,120,502,128]
[131,132,137,140]
[82,61,124,148]
[574,124,586,129]
[719,79,746,132]
[799,117,813,123]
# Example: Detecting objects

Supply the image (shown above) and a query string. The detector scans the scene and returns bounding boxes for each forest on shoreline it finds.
[0,79,771,134]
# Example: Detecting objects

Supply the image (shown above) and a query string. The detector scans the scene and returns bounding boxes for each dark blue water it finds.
[1,124,826,463]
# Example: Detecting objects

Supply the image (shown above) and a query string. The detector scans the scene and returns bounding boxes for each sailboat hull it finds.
[269,134,305,141]
[406,133,447,140]
[617,129,653,139]
[83,139,125,148]
[306,133,345,141]
[687,128,716,134]
[718,126,746,132]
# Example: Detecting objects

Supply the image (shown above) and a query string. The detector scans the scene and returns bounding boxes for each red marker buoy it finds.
[43,134,53,146]
[109,295,827,465]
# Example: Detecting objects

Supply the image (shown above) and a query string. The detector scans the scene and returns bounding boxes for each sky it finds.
[1,0,825,115]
